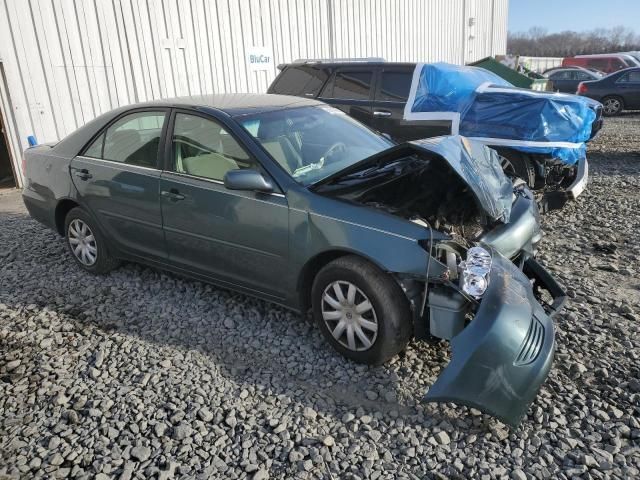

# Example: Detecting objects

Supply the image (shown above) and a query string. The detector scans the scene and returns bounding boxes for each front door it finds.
[159,111,289,298]
[70,109,168,259]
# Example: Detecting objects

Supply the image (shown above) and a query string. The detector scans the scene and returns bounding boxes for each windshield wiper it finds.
[330,157,413,183]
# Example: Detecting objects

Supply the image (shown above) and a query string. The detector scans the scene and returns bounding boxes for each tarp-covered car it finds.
[404,62,603,211]
[22,95,565,426]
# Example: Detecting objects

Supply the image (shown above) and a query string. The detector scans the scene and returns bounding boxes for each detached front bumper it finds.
[424,253,566,427]
[541,157,588,212]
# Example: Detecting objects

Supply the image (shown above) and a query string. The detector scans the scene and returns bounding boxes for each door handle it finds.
[373,110,392,117]
[74,169,92,180]
[161,189,185,201]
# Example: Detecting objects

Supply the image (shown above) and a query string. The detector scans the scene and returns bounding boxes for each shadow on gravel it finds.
[0,213,500,433]
[580,153,640,181]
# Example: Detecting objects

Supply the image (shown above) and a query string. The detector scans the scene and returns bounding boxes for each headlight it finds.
[459,246,492,298]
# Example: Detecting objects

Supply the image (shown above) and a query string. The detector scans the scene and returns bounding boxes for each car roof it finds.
[126,93,324,116]
[547,66,604,76]
[574,53,637,61]
[282,61,416,69]
[51,94,324,157]
[545,66,593,73]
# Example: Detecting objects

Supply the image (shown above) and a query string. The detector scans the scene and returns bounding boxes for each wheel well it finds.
[297,250,351,313]
[55,199,79,235]
[603,94,624,104]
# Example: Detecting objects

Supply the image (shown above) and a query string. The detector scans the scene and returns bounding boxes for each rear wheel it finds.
[498,150,536,188]
[64,207,119,274]
[311,255,412,365]
[602,96,623,116]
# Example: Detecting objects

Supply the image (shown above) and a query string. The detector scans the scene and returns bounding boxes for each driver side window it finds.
[172,114,253,181]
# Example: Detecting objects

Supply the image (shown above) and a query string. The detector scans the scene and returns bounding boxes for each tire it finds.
[497,149,536,188]
[311,255,412,365]
[602,96,624,116]
[64,207,119,274]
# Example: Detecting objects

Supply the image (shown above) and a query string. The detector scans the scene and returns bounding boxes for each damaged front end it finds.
[315,135,542,262]
[423,244,566,427]
[314,136,565,426]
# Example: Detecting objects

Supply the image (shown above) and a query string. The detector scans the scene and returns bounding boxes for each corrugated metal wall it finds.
[0,0,508,187]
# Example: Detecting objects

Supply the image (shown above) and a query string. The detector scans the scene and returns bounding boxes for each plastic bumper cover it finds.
[424,253,566,427]
[567,156,588,200]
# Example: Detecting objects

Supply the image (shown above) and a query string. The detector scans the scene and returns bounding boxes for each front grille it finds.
[515,318,545,366]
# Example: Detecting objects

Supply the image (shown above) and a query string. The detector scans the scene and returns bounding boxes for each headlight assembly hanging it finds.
[459,246,492,298]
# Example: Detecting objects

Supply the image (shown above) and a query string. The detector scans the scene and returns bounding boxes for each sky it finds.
[509,0,640,33]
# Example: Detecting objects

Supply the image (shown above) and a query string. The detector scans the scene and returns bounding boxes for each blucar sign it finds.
[247,46,273,71]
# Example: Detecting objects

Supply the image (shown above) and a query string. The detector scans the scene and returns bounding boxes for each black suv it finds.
[268,59,597,211]
[268,60,450,141]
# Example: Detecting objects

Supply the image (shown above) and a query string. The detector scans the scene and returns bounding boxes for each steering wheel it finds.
[323,142,347,163]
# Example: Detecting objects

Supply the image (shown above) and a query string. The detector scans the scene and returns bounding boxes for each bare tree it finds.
[508,26,640,56]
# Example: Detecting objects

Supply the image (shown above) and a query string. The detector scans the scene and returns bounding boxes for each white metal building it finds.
[0,0,508,188]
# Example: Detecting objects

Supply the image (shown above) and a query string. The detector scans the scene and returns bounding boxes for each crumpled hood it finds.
[410,136,513,223]
[316,135,513,224]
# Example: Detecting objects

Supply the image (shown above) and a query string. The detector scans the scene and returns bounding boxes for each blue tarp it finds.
[404,63,601,165]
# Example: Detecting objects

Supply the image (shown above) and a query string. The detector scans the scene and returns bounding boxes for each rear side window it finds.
[575,71,592,80]
[84,111,166,168]
[550,70,572,80]
[618,71,640,83]
[270,67,328,96]
[611,59,627,70]
[377,71,413,101]
[587,59,609,71]
[326,71,373,100]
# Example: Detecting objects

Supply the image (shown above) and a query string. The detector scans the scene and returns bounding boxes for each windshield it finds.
[238,105,393,186]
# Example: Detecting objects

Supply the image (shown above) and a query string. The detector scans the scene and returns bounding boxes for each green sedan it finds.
[22,94,566,426]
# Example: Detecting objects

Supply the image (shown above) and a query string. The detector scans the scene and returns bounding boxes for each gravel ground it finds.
[1,115,639,480]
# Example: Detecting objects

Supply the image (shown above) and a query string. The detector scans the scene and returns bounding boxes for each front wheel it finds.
[602,96,624,116]
[64,207,120,274]
[311,255,412,365]
[497,150,536,188]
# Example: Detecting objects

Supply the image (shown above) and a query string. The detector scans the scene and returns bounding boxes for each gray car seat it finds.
[257,120,303,173]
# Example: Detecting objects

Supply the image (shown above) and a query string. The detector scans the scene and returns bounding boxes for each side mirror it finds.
[223,169,274,193]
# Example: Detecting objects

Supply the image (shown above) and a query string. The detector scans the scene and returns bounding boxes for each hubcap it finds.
[321,281,378,352]
[604,99,620,114]
[68,219,97,266]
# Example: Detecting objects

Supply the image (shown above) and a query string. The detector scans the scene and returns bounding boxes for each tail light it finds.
[577,82,588,94]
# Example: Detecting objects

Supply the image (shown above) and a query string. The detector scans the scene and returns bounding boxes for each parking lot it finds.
[1,115,639,479]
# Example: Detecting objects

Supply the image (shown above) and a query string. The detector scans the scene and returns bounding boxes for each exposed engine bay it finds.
[322,155,491,243]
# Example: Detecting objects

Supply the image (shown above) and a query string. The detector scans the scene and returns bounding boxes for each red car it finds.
[563,54,639,74]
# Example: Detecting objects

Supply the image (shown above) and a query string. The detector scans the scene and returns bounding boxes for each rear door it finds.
[616,70,640,108]
[318,68,375,128]
[70,109,168,259]
[159,110,290,298]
